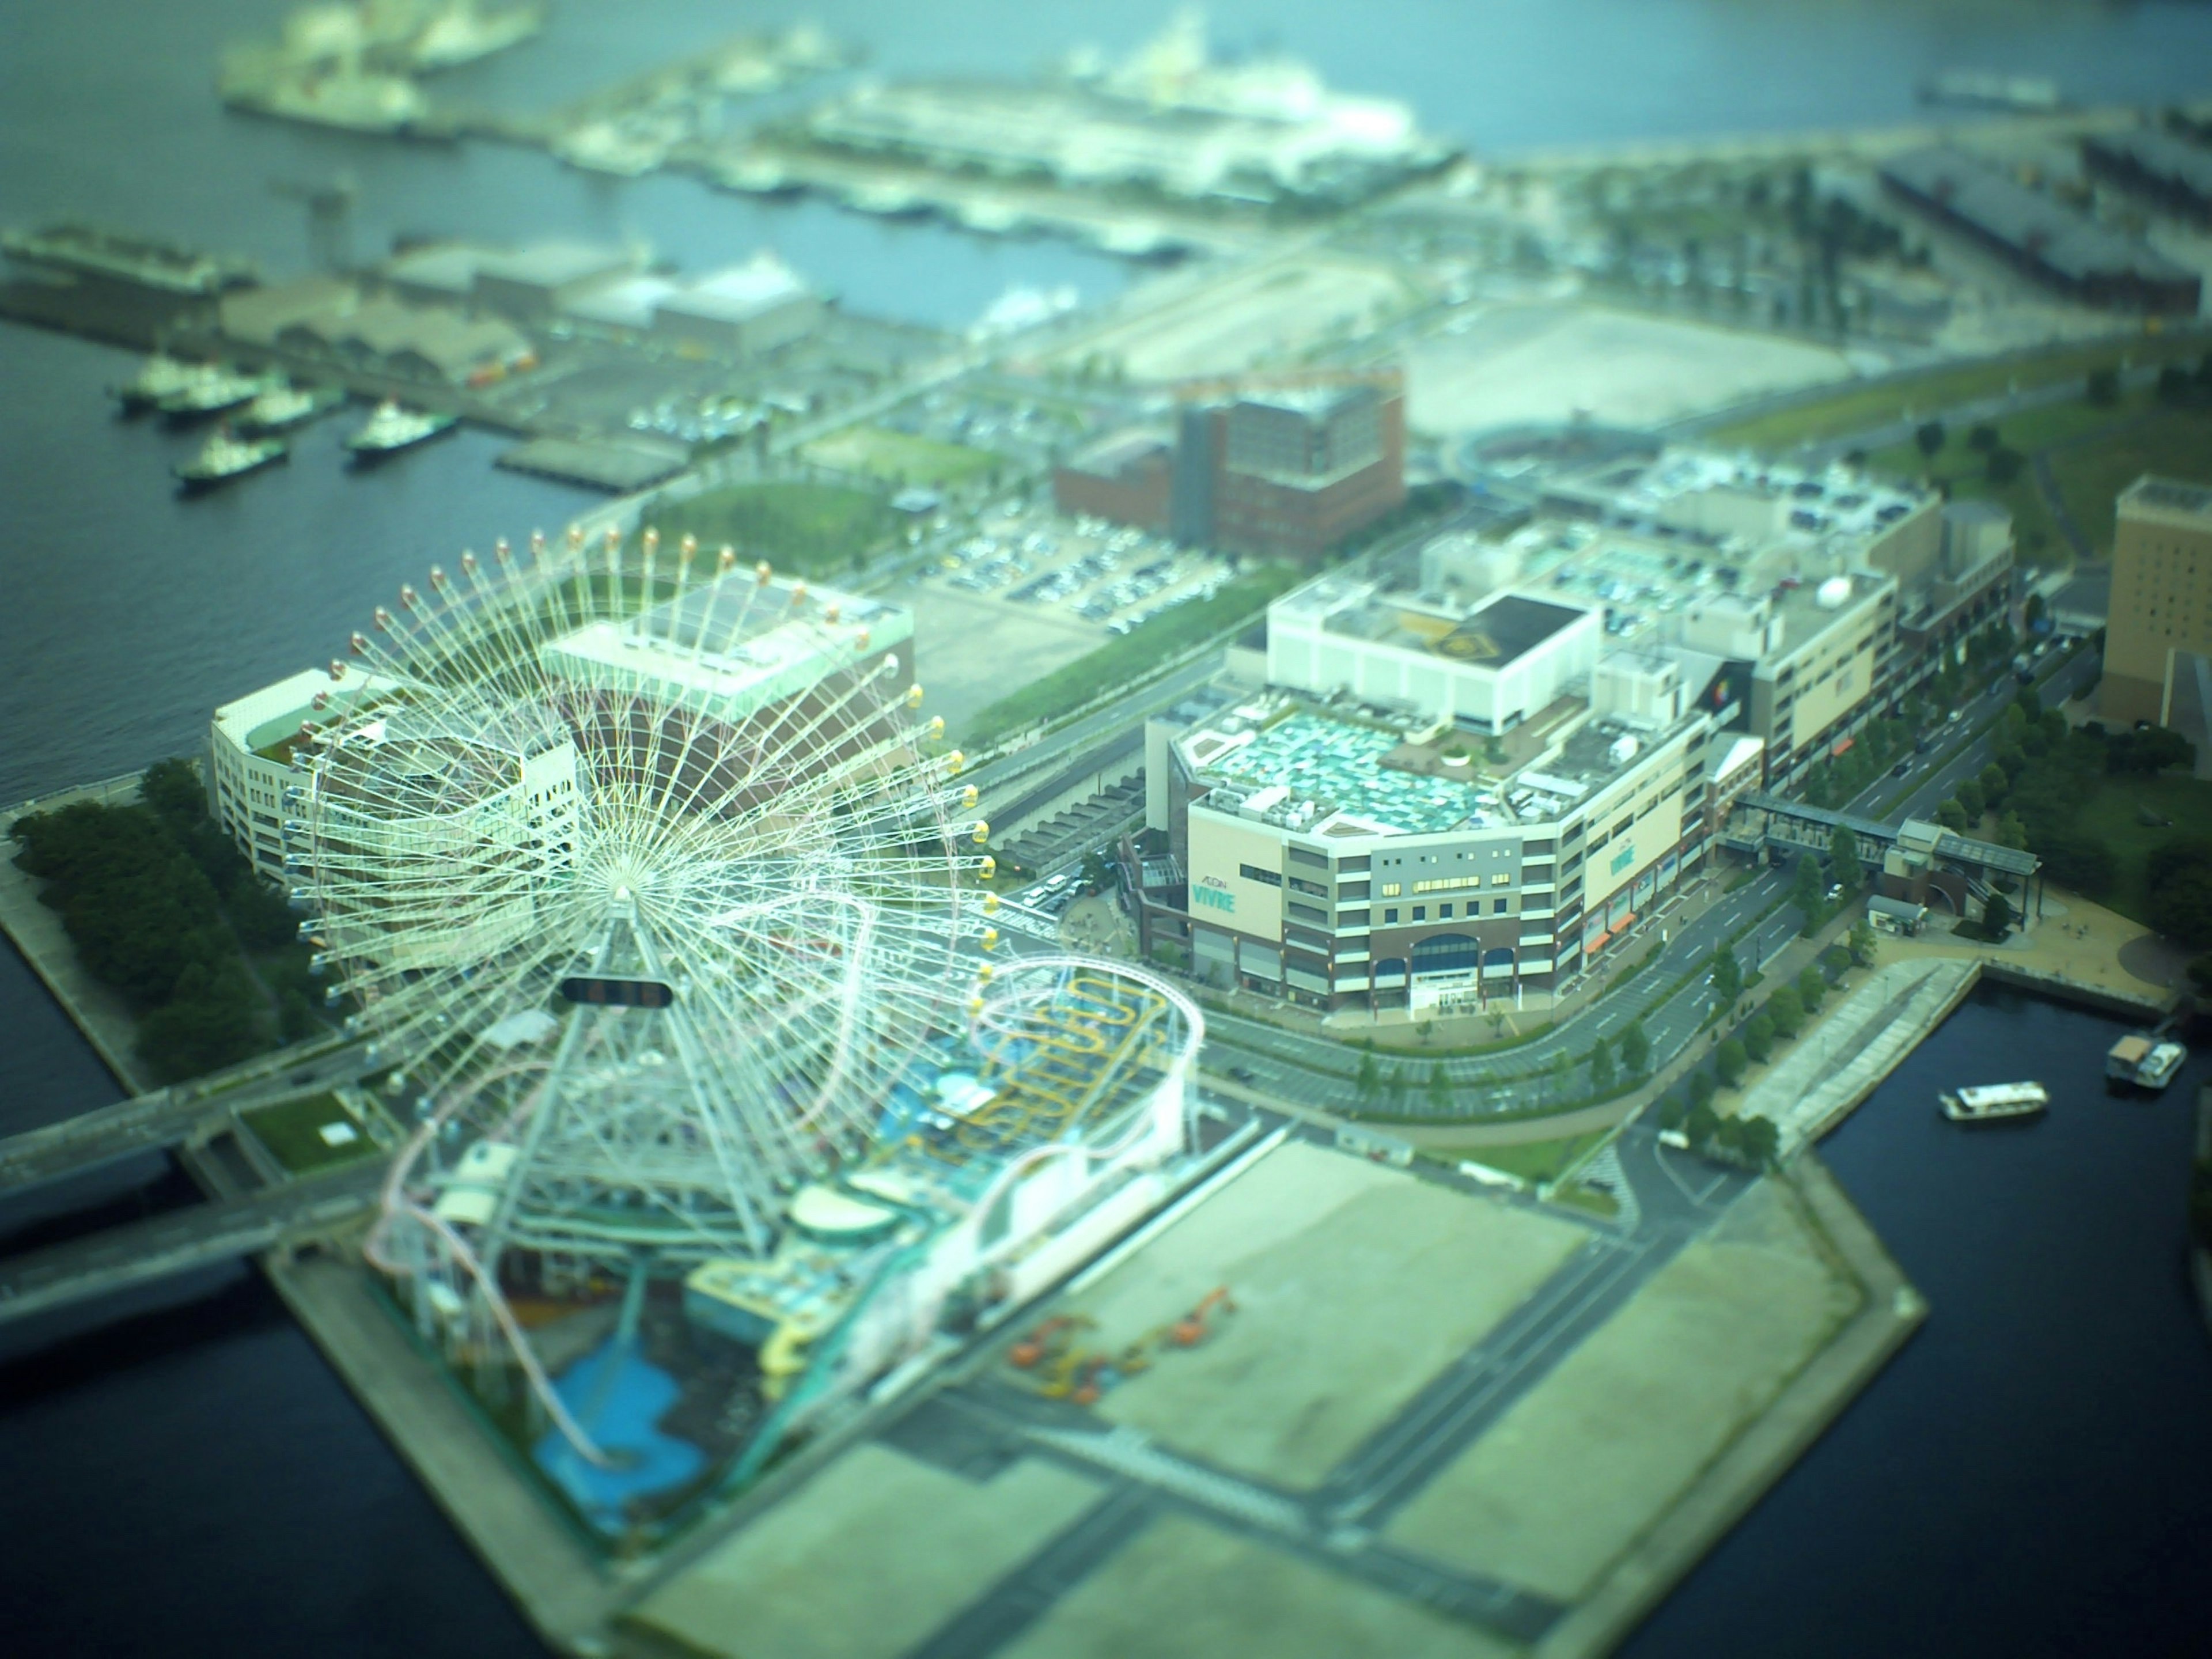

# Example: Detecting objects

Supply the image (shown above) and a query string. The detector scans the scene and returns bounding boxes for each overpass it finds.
[1728,792,2044,916]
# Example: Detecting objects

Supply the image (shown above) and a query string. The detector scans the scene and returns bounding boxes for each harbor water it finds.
[7,1,2212,1652]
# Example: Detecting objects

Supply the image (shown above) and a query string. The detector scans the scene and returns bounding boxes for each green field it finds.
[643,481,901,579]
[1441,1130,1610,1185]
[1707,334,2209,452]
[241,1092,377,1174]
[2048,408,2212,559]
[965,566,1301,745]
[799,425,998,490]
[2071,772,2212,927]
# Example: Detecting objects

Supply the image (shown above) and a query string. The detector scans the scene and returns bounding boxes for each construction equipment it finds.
[1170,1286,1237,1348]
[1007,1313,1092,1370]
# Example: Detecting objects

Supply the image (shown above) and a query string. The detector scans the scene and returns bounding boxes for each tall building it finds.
[1053,373,1406,560]
[2103,475,2212,725]
[209,665,400,883]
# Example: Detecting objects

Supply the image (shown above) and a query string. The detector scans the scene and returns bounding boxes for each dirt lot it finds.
[1403,302,1855,434]
[1385,1179,1861,1601]
[1066,1139,1589,1489]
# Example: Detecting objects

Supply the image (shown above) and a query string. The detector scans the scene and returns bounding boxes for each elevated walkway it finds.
[0,1161,382,1330]
[0,1089,218,1193]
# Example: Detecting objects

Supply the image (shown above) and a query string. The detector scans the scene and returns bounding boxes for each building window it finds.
[1439,903,1453,919]
[1288,876,1327,898]
[1491,873,1509,885]
[1494,898,1510,915]
[1384,908,1399,923]
[1239,863,1283,887]
[1412,906,1426,921]
[1380,882,1402,897]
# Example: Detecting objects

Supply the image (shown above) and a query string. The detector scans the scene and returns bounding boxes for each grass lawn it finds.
[1441,1129,1610,1185]
[1707,334,2208,451]
[965,565,1301,745]
[800,425,998,490]
[241,1091,377,1174]
[2048,404,2212,559]
[643,481,901,579]
[2070,771,2212,927]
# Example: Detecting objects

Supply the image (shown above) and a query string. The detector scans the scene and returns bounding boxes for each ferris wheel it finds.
[293,527,993,1308]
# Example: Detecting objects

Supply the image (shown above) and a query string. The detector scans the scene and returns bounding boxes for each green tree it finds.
[1997,810,2029,851]
[1715,1037,1748,1088]
[1984,446,2024,486]
[1966,422,2000,452]
[1828,822,1862,897]
[1792,852,1826,935]
[1848,921,1878,968]
[1079,849,1114,892]
[1736,1113,1781,1169]
[1620,1019,1651,1078]
[1798,964,1827,1012]
[1687,1069,1717,1111]
[1743,1013,1775,1065]
[1549,1050,1574,1103]
[1589,1037,1615,1091]
[1767,983,1805,1037]
[1710,941,1744,1008]
[1955,780,1985,823]
[2149,870,2212,948]
[1978,762,2009,804]
[1914,419,1946,458]
[1936,797,1968,832]
[1656,1094,1687,1131]
[1355,1050,1380,1103]
[1427,1062,1452,1113]
[1982,892,2013,939]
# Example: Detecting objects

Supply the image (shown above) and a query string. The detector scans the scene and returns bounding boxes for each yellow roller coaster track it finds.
[953,973,1172,1151]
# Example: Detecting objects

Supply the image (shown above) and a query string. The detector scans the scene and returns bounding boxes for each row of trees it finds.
[1350,1017,1654,1114]
[9,761,314,1081]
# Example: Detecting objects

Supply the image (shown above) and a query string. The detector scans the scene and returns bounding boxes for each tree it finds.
[1710,941,1744,1008]
[1768,983,1805,1037]
[2023,592,2048,633]
[1549,1050,1575,1103]
[1387,1068,1410,1109]
[1715,1037,1748,1088]
[1914,419,1946,459]
[2037,830,2117,897]
[1687,1069,1717,1111]
[2149,870,2212,949]
[1848,921,1878,968]
[2109,725,2196,776]
[1620,1019,1651,1078]
[1966,422,2000,452]
[1589,1037,1615,1091]
[1743,1013,1776,1065]
[1984,446,2024,486]
[1828,822,1863,897]
[1982,892,2013,940]
[1798,964,1827,1012]
[1355,1050,1380,1103]
[1791,853,1826,935]
[1685,1100,1720,1149]
[1997,810,2029,851]
[1078,849,1114,893]
[1936,797,1968,832]
[1736,1113,1781,1169]
[1427,1062,1452,1113]
[2086,365,2121,406]
[1656,1094,1687,1131]
[1978,762,2009,804]
[1955,780,1985,823]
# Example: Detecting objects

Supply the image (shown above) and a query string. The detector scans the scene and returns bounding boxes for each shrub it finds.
[1914,419,1946,458]
[1688,1069,1717,1109]
[1715,1037,1748,1087]
[1768,983,1805,1037]
[1984,446,2024,486]
[1656,1094,1687,1131]
[1798,964,1827,1012]
[1743,1013,1775,1065]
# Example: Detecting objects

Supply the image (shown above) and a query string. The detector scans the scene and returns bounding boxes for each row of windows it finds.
[1380,898,1513,923]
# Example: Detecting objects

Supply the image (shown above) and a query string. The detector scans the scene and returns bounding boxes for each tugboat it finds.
[2108,1033,2187,1092]
[158,367,270,423]
[236,380,342,435]
[173,425,288,494]
[111,354,210,415]
[345,399,459,463]
[1940,1082,2048,1123]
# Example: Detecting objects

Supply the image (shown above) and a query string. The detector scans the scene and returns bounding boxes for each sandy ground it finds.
[1403,302,1854,434]
[906,581,1104,736]
[1059,893,1135,959]
[1000,1512,1516,1659]
[1054,254,1426,381]
[1070,1140,1588,1488]
[635,1442,1101,1659]
[1386,1180,1859,1601]
[1883,884,2184,998]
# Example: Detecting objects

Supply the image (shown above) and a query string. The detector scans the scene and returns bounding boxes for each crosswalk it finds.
[1574,1142,1642,1234]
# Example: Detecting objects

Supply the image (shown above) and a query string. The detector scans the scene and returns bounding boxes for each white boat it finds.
[345,399,458,461]
[174,426,289,493]
[111,353,207,414]
[2105,1033,2184,1088]
[1940,1082,2048,1123]
[236,381,342,434]
[2134,1041,2187,1092]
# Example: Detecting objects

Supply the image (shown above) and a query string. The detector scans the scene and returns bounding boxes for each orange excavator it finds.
[1007,1314,1093,1370]
[1170,1286,1237,1348]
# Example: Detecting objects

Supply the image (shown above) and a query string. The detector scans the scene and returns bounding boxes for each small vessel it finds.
[174,426,289,494]
[111,354,211,415]
[159,368,270,423]
[345,399,459,462]
[1940,1082,2048,1123]
[2108,1035,2187,1092]
[1918,70,2063,113]
[236,381,342,434]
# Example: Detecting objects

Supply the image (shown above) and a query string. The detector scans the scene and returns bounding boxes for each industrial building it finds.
[219,277,534,387]
[647,253,823,358]
[2082,128,2212,226]
[1880,147,2202,315]
[2101,475,2212,726]
[1054,374,1406,560]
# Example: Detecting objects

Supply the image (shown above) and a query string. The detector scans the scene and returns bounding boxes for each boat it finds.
[402,1,546,74]
[110,353,210,414]
[1940,1082,2048,1123]
[236,381,342,434]
[345,399,459,461]
[158,369,271,423]
[174,426,289,494]
[1917,70,2063,113]
[2109,1035,2187,1092]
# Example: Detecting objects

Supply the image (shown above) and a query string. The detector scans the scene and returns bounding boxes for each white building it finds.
[651,255,822,359]
[208,665,399,881]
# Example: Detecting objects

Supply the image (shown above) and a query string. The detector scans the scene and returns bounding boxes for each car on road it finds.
[1946,710,1962,724]
[1892,760,1911,777]
[290,1070,316,1086]
[1226,1065,1257,1085]
[1825,883,1844,902]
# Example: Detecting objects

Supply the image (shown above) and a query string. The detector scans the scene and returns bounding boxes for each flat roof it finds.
[2122,474,2212,522]
[1883,148,2194,285]
[2085,128,2212,200]
[658,257,813,324]
[1433,593,1585,668]
[474,241,635,291]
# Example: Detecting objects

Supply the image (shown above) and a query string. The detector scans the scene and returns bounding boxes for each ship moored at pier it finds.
[1941,1082,2049,1123]
[2108,1033,2187,1092]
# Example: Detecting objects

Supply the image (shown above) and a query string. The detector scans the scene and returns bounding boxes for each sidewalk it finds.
[1880,885,2183,1000]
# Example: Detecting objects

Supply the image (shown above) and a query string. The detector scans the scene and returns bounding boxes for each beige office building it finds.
[2103,476,2212,725]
